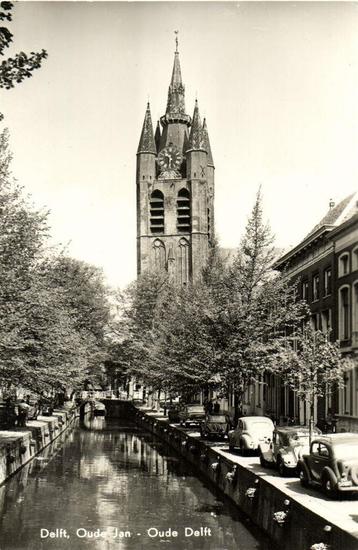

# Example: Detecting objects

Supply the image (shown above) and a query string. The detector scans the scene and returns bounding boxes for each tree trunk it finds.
[309,399,314,445]
[233,391,241,427]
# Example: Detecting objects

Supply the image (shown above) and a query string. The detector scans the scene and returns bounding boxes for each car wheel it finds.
[322,473,338,498]
[298,465,309,488]
[259,452,268,468]
[239,440,247,456]
[277,456,287,477]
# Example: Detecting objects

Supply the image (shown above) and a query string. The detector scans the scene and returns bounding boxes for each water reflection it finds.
[0,417,270,549]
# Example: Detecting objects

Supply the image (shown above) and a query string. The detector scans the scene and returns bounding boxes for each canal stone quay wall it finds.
[0,404,84,487]
[132,405,358,550]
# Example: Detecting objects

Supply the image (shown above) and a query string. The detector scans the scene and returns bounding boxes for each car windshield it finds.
[333,442,358,460]
[187,406,204,412]
[208,415,226,422]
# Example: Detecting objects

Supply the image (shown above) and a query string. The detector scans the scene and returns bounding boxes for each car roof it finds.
[240,416,273,422]
[312,433,358,445]
[274,426,314,434]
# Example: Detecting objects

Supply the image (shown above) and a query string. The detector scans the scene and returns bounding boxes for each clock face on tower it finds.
[158,144,182,172]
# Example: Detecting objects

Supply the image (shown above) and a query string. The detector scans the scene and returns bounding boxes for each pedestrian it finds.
[207,399,213,415]
[4,397,17,428]
[17,400,30,427]
[326,408,336,433]
[213,400,220,414]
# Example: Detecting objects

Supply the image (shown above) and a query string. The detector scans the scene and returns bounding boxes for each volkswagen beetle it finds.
[228,416,274,454]
[259,426,321,476]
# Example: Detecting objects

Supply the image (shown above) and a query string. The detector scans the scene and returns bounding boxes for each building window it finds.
[150,190,164,234]
[339,285,350,341]
[321,309,331,334]
[310,313,320,331]
[338,252,350,277]
[323,268,332,296]
[302,280,309,301]
[177,189,191,233]
[177,237,190,285]
[353,281,358,345]
[312,273,320,302]
[353,247,358,272]
[152,239,166,270]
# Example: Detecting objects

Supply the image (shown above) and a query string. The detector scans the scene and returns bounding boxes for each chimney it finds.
[329,198,335,210]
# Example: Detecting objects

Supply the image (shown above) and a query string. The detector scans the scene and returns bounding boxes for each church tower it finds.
[136,37,215,284]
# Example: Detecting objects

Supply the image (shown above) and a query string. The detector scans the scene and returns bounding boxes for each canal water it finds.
[0,417,270,550]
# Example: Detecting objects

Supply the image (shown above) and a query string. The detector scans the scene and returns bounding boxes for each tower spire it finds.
[137,102,156,154]
[165,32,187,118]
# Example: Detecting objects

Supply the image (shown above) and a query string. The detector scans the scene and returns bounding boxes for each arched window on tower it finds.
[152,239,166,271]
[177,188,191,233]
[177,237,190,285]
[150,190,164,234]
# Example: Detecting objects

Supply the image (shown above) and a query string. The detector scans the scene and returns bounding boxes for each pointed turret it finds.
[137,103,156,154]
[154,121,161,153]
[202,118,214,166]
[188,100,205,151]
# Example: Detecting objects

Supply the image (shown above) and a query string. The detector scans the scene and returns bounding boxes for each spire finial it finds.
[174,30,179,53]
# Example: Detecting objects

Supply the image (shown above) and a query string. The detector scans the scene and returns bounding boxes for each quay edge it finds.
[0,403,91,487]
[133,405,358,550]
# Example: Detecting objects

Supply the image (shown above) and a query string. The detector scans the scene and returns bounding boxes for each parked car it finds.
[40,401,54,416]
[165,403,184,422]
[228,416,275,454]
[200,414,231,440]
[180,404,206,428]
[93,401,106,416]
[259,426,321,476]
[298,433,358,497]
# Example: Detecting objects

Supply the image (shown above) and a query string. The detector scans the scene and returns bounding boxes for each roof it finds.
[275,191,358,269]
[304,192,356,239]
[313,433,358,445]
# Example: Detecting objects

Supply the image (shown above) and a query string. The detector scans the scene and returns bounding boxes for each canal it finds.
[0,417,270,550]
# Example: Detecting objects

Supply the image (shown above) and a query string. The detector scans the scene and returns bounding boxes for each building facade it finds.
[272,192,358,429]
[136,41,215,284]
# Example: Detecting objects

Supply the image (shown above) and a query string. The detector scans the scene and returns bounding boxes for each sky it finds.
[2,1,358,288]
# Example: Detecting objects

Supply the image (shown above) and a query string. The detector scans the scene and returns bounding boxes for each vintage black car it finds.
[298,433,358,497]
[200,414,230,440]
[180,404,206,428]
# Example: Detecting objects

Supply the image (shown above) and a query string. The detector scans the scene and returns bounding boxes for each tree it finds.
[44,256,111,386]
[0,2,47,95]
[272,324,346,440]
[149,282,217,398]
[208,189,307,422]
[108,270,171,391]
[0,130,110,397]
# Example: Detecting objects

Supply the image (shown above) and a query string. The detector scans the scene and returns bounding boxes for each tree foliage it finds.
[0,2,47,98]
[0,129,110,397]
